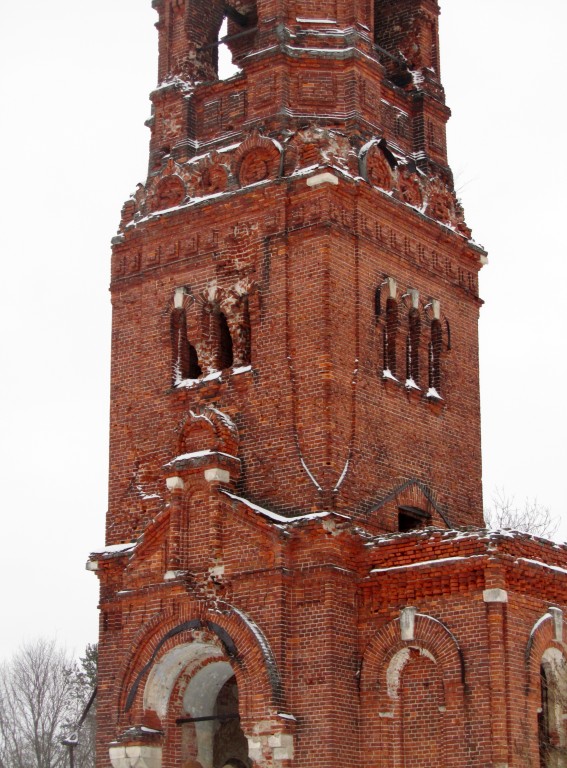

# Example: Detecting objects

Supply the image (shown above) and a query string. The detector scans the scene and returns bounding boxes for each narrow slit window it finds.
[429,318,442,394]
[406,307,421,385]
[171,307,202,383]
[218,311,234,369]
[384,297,399,376]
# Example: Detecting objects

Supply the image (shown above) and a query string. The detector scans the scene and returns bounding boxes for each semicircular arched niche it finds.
[359,139,397,192]
[233,134,281,188]
[151,175,187,212]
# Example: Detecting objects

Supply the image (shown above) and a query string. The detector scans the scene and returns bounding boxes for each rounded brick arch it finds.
[117,602,283,727]
[361,612,464,696]
[525,611,567,689]
[361,613,466,768]
[524,611,567,767]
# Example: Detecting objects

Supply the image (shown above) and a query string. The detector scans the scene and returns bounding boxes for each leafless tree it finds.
[0,640,96,768]
[64,644,97,768]
[484,489,559,540]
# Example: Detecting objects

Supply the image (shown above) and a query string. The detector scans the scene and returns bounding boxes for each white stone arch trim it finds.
[526,609,567,686]
[361,610,465,697]
[143,640,226,719]
[386,645,437,701]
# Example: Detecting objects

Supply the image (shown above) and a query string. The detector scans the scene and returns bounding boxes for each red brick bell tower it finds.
[90,2,567,768]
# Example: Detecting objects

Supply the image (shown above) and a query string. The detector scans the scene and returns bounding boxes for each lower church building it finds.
[88,1,567,766]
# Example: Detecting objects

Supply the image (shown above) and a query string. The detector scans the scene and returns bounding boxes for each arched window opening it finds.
[538,650,567,767]
[398,505,430,532]
[406,307,421,386]
[180,663,250,768]
[384,297,399,377]
[428,318,442,396]
[171,307,202,384]
[217,18,241,80]
[218,311,234,369]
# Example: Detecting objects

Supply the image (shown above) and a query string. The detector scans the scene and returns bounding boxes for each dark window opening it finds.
[218,311,234,369]
[429,319,442,393]
[373,2,413,87]
[406,308,421,383]
[384,297,398,376]
[171,307,202,383]
[213,676,249,768]
[398,506,431,532]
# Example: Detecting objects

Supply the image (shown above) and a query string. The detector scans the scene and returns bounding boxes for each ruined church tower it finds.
[90,2,567,767]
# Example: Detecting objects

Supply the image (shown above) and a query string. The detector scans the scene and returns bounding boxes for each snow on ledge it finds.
[220,489,330,525]
[90,542,136,556]
[165,449,240,466]
[296,17,338,22]
[370,554,485,574]
[516,558,567,577]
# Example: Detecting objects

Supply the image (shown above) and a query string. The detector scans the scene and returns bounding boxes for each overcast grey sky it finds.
[0,1,565,661]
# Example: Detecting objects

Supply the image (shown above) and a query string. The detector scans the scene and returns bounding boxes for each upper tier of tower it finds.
[148,0,449,180]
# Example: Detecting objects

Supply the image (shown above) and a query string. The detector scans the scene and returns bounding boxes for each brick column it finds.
[484,588,509,768]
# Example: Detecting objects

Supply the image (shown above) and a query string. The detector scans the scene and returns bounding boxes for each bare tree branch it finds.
[0,640,96,768]
[484,489,559,540]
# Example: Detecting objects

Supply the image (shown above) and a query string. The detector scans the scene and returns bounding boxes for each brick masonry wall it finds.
[94,2,567,768]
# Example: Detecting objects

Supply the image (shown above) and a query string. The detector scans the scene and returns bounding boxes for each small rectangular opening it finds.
[398,506,430,532]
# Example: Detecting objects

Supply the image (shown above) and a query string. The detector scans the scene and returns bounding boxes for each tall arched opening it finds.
[143,643,250,768]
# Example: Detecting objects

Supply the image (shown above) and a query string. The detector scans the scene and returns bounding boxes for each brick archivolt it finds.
[525,609,567,690]
[176,405,240,457]
[117,604,284,727]
[360,611,464,704]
